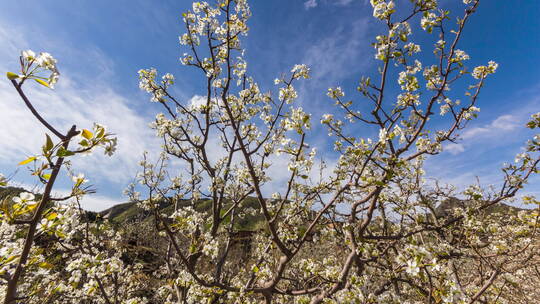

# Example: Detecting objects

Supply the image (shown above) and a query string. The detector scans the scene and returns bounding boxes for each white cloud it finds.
[7,181,124,212]
[304,0,318,9]
[296,18,370,119]
[188,94,223,112]
[491,114,521,131]
[189,94,207,109]
[53,190,124,212]
[0,72,159,182]
[303,19,370,81]
[461,114,520,140]
[80,195,123,212]
[426,98,540,198]
[0,22,160,199]
[442,114,522,155]
[444,143,465,155]
[305,0,355,9]
[335,0,354,5]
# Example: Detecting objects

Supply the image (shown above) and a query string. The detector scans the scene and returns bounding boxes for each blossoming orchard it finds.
[1,0,540,303]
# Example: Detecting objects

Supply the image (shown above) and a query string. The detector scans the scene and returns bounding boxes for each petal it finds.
[20,192,35,201]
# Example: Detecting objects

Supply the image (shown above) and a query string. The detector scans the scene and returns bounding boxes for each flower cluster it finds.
[7,50,60,88]
[370,0,395,20]
[472,60,498,79]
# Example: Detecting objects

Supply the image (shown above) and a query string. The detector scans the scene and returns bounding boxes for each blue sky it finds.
[0,0,538,210]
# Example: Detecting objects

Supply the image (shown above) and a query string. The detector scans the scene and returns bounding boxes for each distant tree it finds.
[132,0,540,303]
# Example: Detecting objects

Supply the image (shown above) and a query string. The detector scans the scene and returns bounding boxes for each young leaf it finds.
[34,78,51,88]
[18,156,37,165]
[95,127,105,139]
[44,134,54,152]
[56,148,75,157]
[46,212,58,220]
[38,262,54,269]
[81,129,93,140]
[6,72,19,80]
[4,254,19,264]
[79,139,89,147]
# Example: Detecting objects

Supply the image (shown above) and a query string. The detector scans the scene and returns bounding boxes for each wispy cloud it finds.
[335,0,354,5]
[77,193,124,212]
[50,189,124,212]
[302,19,370,82]
[443,114,527,155]
[7,180,125,212]
[294,17,371,126]
[304,0,318,9]
[443,114,520,155]
[0,69,159,183]
[461,114,520,140]
[444,143,466,155]
[304,0,355,9]
[291,16,372,158]
[427,91,540,199]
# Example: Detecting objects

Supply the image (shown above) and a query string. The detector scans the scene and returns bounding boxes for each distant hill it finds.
[434,197,526,218]
[0,186,529,231]
[0,186,28,201]
[97,196,267,231]
[0,186,268,231]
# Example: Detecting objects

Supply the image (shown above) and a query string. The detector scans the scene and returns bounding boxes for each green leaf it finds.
[38,262,54,269]
[526,121,538,129]
[18,156,36,166]
[400,34,407,42]
[79,139,89,147]
[95,127,105,139]
[6,72,19,80]
[56,148,75,157]
[46,212,58,220]
[34,78,50,88]
[44,134,54,152]
[4,254,19,264]
[81,129,93,140]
